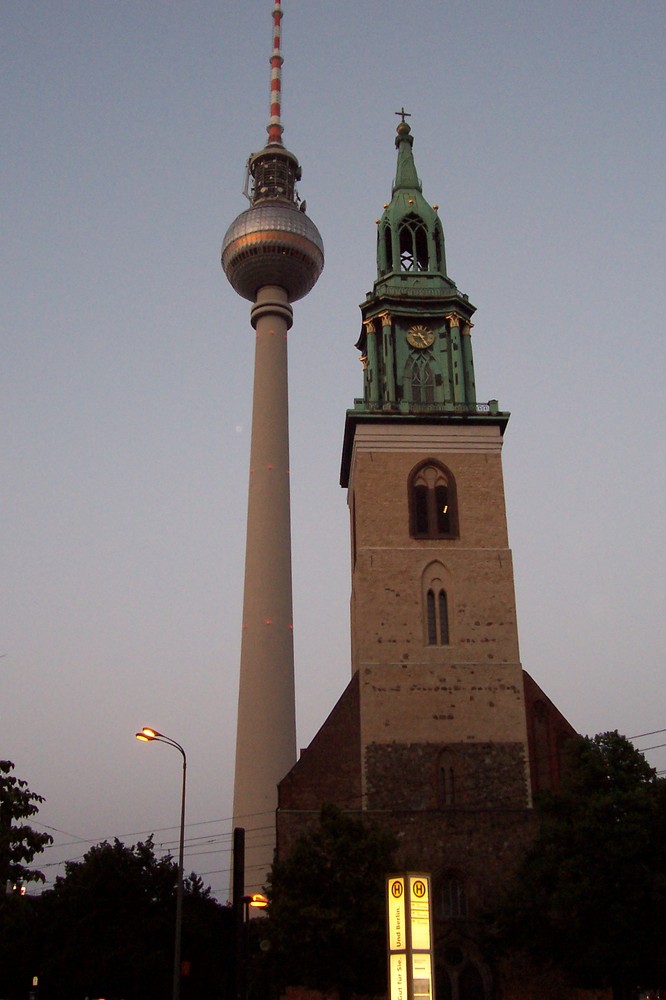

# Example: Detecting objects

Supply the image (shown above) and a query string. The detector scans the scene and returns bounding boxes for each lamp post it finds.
[136,727,187,1000]
[241,893,269,1000]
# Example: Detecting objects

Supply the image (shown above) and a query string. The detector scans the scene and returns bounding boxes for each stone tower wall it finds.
[347,421,530,779]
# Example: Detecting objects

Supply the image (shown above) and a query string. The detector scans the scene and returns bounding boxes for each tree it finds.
[0,762,52,998]
[31,837,230,1000]
[488,732,666,1000]
[0,760,53,888]
[265,805,397,1000]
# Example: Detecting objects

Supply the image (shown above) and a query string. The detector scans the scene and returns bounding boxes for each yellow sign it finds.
[412,952,432,1000]
[387,876,406,951]
[390,952,408,1000]
[387,873,434,1000]
[409,876,431,951]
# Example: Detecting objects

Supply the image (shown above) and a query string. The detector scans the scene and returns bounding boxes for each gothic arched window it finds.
[437,942,492,1000]
[427,588,449,645]
[383,224,393,274]
[407,355,435,404]
[422,561,453,647]
[439,874,468,919]
[434,224,445,273]
[437,749,456,805]
[409,462,458,539]
[399,214,429,271]
[437,954,491,1000]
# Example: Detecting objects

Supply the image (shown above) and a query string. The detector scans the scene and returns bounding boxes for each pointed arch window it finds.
[437,953,491,1000]
[427,588,449,645]
[409,462,458,539]
[408,355,435,404]
[399,213,429,271]
[434,224,444,273]
[438,874,469,919]
[382,224,393,275]
[422,561,453,647]
[437,749,456,805]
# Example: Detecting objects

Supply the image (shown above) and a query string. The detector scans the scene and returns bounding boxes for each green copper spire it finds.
[341,116,508,487]
[392,114,421,191]
[352,117,484,414]
[376,117,447,281]
[377,116,456,290]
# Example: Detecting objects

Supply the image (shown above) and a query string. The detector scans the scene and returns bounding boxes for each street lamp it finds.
[244,893,269,911]
[135,727,187,1000]
[240,893,269,1000]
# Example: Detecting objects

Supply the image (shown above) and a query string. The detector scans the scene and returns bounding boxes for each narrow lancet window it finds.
[434,225,444,273]
[438,750,456,806]
[383,225,392,274]
[438,589,449,644]
[427,589,437,644]
[426,588,449,645]
[440,876,468,918]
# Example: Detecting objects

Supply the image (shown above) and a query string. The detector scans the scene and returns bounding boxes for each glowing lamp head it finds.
[136,727,159,742]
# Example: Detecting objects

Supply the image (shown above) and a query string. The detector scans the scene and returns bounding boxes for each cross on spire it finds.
[395,107,411,124]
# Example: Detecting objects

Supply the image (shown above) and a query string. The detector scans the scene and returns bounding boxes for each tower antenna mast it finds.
[267,0,284,146]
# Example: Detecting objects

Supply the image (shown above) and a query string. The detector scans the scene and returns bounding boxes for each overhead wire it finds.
[31,727,666,894]
[629,728,666,740]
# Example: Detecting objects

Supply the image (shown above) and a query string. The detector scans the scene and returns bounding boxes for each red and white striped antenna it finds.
[267,1,284,145]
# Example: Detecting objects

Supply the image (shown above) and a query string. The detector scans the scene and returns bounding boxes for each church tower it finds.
[340,114,532,808]
[222,0,324,891]
[277,117,574,998]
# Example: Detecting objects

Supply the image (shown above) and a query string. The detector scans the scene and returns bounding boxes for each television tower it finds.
[221,0,324,890]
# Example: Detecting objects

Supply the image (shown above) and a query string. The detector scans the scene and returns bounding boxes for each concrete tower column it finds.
[232,285,296,885]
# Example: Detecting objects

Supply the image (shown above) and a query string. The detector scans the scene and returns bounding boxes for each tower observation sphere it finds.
[222,146,324,303]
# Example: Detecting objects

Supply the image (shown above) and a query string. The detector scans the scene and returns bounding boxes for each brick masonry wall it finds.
[523,670,578,795]
[348,427,522,680]
[365,741,529,811]
[359,662,530,755]
[278,673,362,813]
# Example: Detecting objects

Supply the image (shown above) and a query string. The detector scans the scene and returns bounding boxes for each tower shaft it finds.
[232,285,296,888]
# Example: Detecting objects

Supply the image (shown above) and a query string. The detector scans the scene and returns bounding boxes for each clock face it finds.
[406,324,435,349]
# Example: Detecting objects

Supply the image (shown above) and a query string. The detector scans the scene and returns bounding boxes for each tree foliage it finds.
[0,837,232,1000]
[265,805,397,1000]
[0,760,53,887]
[489,731,666,999]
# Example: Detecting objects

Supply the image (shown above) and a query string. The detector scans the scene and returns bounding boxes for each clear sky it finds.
[3,1,665,900]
